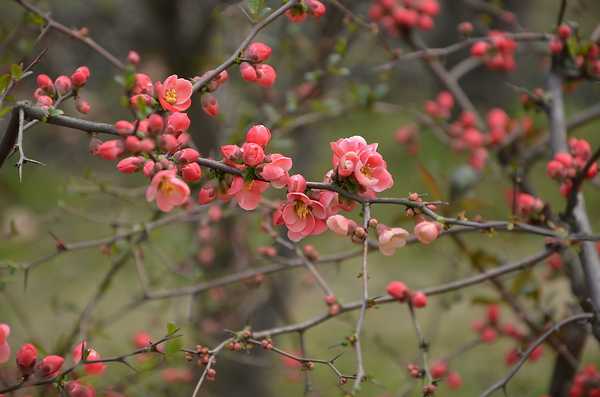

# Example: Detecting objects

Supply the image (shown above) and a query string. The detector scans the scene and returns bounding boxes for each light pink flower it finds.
[156,75,192,112]
[287,174,307,193]
[260,154,292,188]
[377,225,410,256]
[166,112,191,136]
[414,221,440,244]
[354,151,394,192]
[95,140,124,160]
[330,136,373,167]
[280,192,327,241]
[233,177,269,211]
[326,215,355,236]
[337,151,360,177]
[146,170,191,212]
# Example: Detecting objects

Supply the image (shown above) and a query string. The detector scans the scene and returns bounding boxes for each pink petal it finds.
[0,342,10,364]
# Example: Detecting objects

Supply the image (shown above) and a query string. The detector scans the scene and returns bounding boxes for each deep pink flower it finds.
[330,136,373,167]
[201,93,219,117]
[181,162,202,182]
[117,156,143,174]
[287,174,307,193]
[156,74,192,112]
[233,177,269,211]
[72,342,106,376]
[354,151,394,192]
[65,381,95,397]
[0,324,9,345]
[16,343,37,374]
[240,62,258,82]
[166,112,191,136]
[260,153,292,188]
[255,64,277,87]
[246,124,271,147]
[132,73,154,95]
[35,355,64,378]
[198,185,216,204]
[0,325,9,364]
[96,140,124,160]
[245,42,272,63]
[242,142,265,167]
[280,192,327,241]
[146,170,191,212]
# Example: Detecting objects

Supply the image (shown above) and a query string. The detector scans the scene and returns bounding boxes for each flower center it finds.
[294,201,310,219]
[361,165,373,177]
[164,88,178,105]
[159,179,176,196]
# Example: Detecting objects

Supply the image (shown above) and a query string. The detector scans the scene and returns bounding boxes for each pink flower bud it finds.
[242,142,265,167]
[71,68,89,87]
[558,24,571,40]
[555,152,573,167]
[480,327,497,343]
[201,93,219,117]
[221,144,243,164]
[175,148,200,163]
[128,50,141,65]
[35,355,64,378]
[458,21,474,35]
[386,281,408,301]
[133,331,152,348]
[16,343,37,374]
[65,381,95,397]
[287,174,307,193]
[166,112,191,135]
[124,136,141,153]
[255,64,277,87]
[437,91,454,110]
[75,98,91,114]
[117,156,144,174]
[414,221,439,244]
[198,185,217,204]
[114,120,134,136]
[307,0,326,17]
[37,95,54,108]
[36,74,54,91]
[447,372,462,389]
[411,291,428,308]
[96,140,124,160]
[181,162,202,182]
[549,38,564,54]
[430,360,448,379]
[240,62,258,82]
[0,324,9,345]
[160,134,179,153]
[246,124,271,147]
[470,41,489,57]
[326,215,355,236]
[148,114,164,134]
[246,42,272,63]
[142,160,156,177]
[54,76,72,96]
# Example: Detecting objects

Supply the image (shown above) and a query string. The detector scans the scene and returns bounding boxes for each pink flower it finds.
[54,76,72,95]
[201,93,219,117]
[35,355,64,378]
[377,224,410,256]
[16,343,37,374]
[387,281,408,301]
[156,74,192,112]
[255,64,277,87]
[95,140,124,160]
[133,331,152,348]
[354,151,394,192]
[330,136,372,167]
[240,62,258,82]
[280,192,327,241]
[260,153,292,188]
[132,73,154,95]
[246,124,271,147]
[245,42,272,63]
[337,151,360,177]
[198,185,216,204]
[117,156,143,174]
[71,66,90,87]
[72,342,106,376]
[287,174,307,193]
[414,221,440,244]
[128,50,141,64]
[326,215,355,236]
[115,120,134,136]
[0,323,9,345]
[242,142,265,167]
[166,112,191,135]
[0,343,9,365]
[65,381,95,397]
[181,162,202,182]
[175,148,200,163]
[146,170,191,212]
[230,177,269,211]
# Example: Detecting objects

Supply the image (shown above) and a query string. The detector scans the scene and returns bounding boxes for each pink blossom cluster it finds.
[196,69,229,117]
[470,31,518,71]
[549,24,600,78]
[397,91,519,172]
[239,42,277,88]
[471,305,544,366]
[505,190,544,218]
[386,280,428,308]
[34,66,91,113]
[285,0,326,23]
[369,0,440,35]
[1,339,67,382]
[569,364,600,397]
[549,24,573,54]
[428,360,463,390]
[546,138,598,196]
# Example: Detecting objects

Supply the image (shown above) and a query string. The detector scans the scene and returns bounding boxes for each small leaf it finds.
[0,74,10,92]
[248,0,266,17]
[47,108,64,117]
[10,63,23,80]
[166,322,178,336]
[164,337,182,356]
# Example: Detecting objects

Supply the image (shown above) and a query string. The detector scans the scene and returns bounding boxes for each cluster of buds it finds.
[324,294,341,316]
[569,364,600,397]
[549,24,573,55]
[407,193,441,244]
[239,42,277,88]
[470,31,518,71]
[225,329,253,353]
[71,341,107,376]
[65,381,96,397]
[260,338,274,350]
[14,343,64,379]
[471,305,543,366]
[549,24,600,79]
[196,69,229,117]
[386,281,428,308]
[429,360,463,389]
[546,138,598,196]
[34,66,90,113]
[505,190,544,218]
[186,344,217,381]
[369,0,441,35]
[285,0,326,23]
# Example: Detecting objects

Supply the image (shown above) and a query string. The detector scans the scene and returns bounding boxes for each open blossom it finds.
[377,224,410,256]
[146,170,191,212]
[260,153,292,188]
[156,74,192,112]
[354,150,393,192]
[227,176,269,211]
[277,192,327,241]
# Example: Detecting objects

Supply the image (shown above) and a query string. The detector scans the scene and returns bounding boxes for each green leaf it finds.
[166,322,178,336]
[10,63,23,80]
[164,337,182,356]
[248,0,265,17]
[47,108,64,117]
[0,73,10,92]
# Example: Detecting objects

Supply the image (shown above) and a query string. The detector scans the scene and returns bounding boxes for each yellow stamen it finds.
[164,88,177,105]
[295,201,310,219]
[159,180,176,196]
[361,165,372,177]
